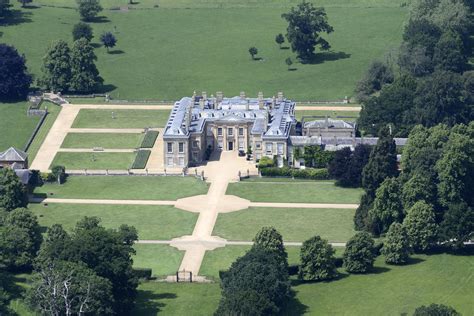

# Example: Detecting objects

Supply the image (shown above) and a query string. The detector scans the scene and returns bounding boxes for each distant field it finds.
[61,132,144,149]
[1,2,406,100]
[71,109,170,128]
[29,203,197,240]
[226,180,363,204]
[296,110,359,121]
[133,244,184,276]
[34,175,209,200]
[213,207,355,242]
[51,151,136,170]
[0,102,39,150]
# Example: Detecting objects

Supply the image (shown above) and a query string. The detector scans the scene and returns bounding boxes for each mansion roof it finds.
[0,147,27,162]
[163,95,296,140]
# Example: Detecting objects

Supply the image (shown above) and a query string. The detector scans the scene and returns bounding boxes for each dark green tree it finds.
[70,38,103,93]
[0,0,10,18]
[28,261,114,315]
[216,247,291,315]
[401,173,437,210]
[39,40,72,92]
[381,222,411,264]
[77,0,102,21]
[248,46,258,60]
[285,57,293,70]
[413,303,461,316]
[403,201,438,252]
[100,31,117,52]
[0,208,42,270]
[354,193,373,231]
[355,60,394,101]
[368,177,404,235]
[439,203,474,250]
[343,232,375,273]
[281,2,333,61]
[328,147,351,186]
[299,235,337,281]
[0,168,27,211]
[252,227,288,268]
[433,31,467,73]
[0,44,32,100]
[362,128,398,197]
[72,22,93,41]
[18,0,32,7]
[275,33,285,48]
[346,144,372,187]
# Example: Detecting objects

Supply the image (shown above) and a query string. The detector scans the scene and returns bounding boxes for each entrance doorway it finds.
[228,141,234,151]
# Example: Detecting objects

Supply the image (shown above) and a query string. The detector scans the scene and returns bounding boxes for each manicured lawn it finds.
[51,151,136,170]
[133,244,184,276]
[34,175,209,200]
[1,2,405,101]
[227,180,363,203]
[61,132,144,149]
[26,102,62,162]
[71,109,170,128]
[0,102,40,150]
[284,254,474,315]
[295,110,359,121]
[213,207,355,242]
[28,203,197,240]
[133,282,221,316]
[137,254,474,316]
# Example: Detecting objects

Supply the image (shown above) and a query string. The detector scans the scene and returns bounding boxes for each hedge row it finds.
[141,131,159,148]
[260,167,329,180]
[131,150,151,169]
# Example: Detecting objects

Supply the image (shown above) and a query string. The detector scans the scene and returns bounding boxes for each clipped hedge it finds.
[260,167,329,180]
[131,150,151,169]
[141,130,159,148]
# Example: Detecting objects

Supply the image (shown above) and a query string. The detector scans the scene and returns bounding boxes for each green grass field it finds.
[134,253,473,315]
[34,175,209,200]
[71,109,170,128]
[295,110,359,121]
[133,244,184,276]
[0,102,40,150]
[213,207,355,242]
[51,151,136,170]
[1,2,406,101]
[61,132,144,149]
[226,180,363,203]
[29,203,197,240]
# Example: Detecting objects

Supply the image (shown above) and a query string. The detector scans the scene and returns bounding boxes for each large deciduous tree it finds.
[381,222,411,264]
[0,168,27,212]
[252,227,288,268]
[368,177,404,235]
[216,247,291,315]
[343,232,375,273]
[77,0,102,21]
[28,261,114,315]
[0,44,32,100]
[403,201,438,252]
[72,22,93,41]
[39,40,72,92]
[439,203,474,250]
[299,235,337,281]
[413,303,461,316]
[0,208,42,270]
[70,38,103,93]
[281,2,333,61]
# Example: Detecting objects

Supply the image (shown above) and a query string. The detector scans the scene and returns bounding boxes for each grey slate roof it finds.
[0,147,28,162]
[163,96,296,139]
[14,169,31,185]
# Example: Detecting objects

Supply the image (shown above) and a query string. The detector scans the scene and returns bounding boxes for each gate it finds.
[176,270,193,283]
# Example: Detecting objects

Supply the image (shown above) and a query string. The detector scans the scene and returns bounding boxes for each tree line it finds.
[0,168,140,314]
[356,0,473,137]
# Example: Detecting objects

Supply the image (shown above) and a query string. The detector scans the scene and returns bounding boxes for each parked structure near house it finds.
[0,147,31,184]
[163,92,408,168]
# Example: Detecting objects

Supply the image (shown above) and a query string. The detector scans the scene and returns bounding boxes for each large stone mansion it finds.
[163,92,406,168]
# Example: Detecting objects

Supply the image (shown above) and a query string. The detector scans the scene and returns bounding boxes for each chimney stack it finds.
[216,91,223,102]
[240,91,246,99]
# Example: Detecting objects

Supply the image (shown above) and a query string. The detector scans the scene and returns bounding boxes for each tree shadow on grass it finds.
[301,51,351,65]
[280,46,290,50]
[369,266,391,274]
[280,290,308,315]
[133,290,177,315]
[97,83,118,94]
[89,15,110,23]
[288,67,297,71]
[109,49,125,55]
[0,9,33,26]
[90,42,102,49]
